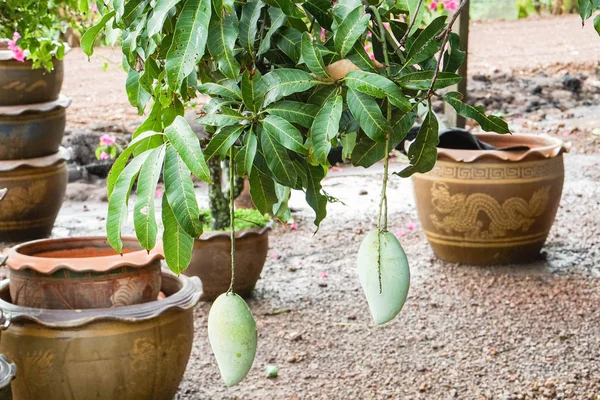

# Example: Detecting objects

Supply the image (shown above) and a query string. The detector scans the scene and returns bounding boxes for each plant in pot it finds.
[79,0,508,388]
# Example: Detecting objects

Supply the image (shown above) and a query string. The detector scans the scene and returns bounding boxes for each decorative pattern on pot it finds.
[0,150,68,242]
[183,227,270,301]
[0,354,16,400]
[0,56,64,106]
[0,273,201,400]
[410,134,570,265]
[3,236,163,309]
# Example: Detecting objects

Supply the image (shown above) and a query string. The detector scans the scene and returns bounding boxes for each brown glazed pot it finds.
[0,151,68,242]
[0,57,64,106]
[0,273,201,400]
[410,134,570,265]
[0,354,16,400]
[3,237,163,309]
[183,227,269,300]
[0,96,70,160]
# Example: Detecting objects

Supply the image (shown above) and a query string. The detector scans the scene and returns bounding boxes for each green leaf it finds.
[262,69,318,106]
[305,164,327,229]
[204,124,245,160]
[404,16,446,68]
[263,115,308,155]
[309,95,342,164]
[444,92,510,134]
[164,145,203,237]
[273,183,292,220]
[259,126,297,186]
[346,42,378,73]
[397,71,462,90]
[235,130,258,177]
[347,88,390,142]
[207,15,241,80]
[197,108,247,127]
[242,70,266,114]
[308,85,338,107]
[81,10,116,56]
[595,14,600,35]
[126,69,151,115]
[443,32,466,73]
[398,0,425,35]
[162,195,194,274]
[345,71,411,112]
[147,0,182,37]
[273,0,304,18]
[166,0,212,92]
[266,101,319,128]
[333,6,370,57]
[332,0,361,22]
[301,32,329,79]
[121,0,149,26]
[133,145,166,250]
[164,115,212,182]
[258,8,287,55]
[249,167,278,214]
[397,110,439,177]
[580,0,593,21]
[197,81,242,100]
[107,151,151,253]
[239,0,265,54]
[341,131,357,160]
[303,0,333,30]
[275,27,302,63]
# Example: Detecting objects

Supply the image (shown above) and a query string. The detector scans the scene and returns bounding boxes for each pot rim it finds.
[0,43,70,61]
[0,354,16,389]
[0,272,201,328]
[0,94,71,116]
[0,147,70,172]
[4,236,164,274]
[196,226,271,242]
[406,133,571,163]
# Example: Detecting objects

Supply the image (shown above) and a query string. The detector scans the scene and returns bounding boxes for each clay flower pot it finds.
[183,227,270,300]
[0,150,68,242]
[410,134,570,265]
[3,237,163,309]
[0,354,16,400]
[0,272,201,400]
[0,95,71,160]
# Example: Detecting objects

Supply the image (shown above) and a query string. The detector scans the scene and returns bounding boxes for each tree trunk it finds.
[208,158,245,230]
[553,0,563,15]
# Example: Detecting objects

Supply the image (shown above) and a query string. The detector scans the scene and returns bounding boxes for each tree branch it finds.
[398,0,424,49]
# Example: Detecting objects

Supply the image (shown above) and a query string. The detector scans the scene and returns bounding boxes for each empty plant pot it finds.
[0,354,16,400]
[0,150,68,242]
[3,236,163,309]
[410,134,570,265]
[0,272,201,400]
[183,228,270,301]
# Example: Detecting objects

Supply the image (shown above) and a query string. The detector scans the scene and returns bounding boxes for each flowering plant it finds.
[95,134,122,161]
[427,0,459,14]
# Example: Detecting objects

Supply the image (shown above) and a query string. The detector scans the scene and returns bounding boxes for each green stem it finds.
[227,147,236,293]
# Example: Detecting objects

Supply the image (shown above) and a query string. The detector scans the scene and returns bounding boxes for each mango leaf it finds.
[249,167,278,214]
[133,145,166,250]
[259,126,297,186]
[305,164,327,229]
[121,14,146,65]
[397,0,425,35]
[197,108,247,127]
[444,92,510,134]
[397,71,462,90]
[257,8,287,55]
[308,85,338,107]
[403,16,446,68]
[164,146,203,237]
[107,151,151,254]
[301,32,329,79]
[309,95,342,164]
[345,71,411,112]
[397,110,439,177]
[266,101,319,128]
[263,115,308,155]
[273,183,292,220]
[239,0,265,54]
[334,6,370,57]
[235,130,258,177]
[126,69,151,115]
[207,15,240,80]
[147,0,182,37]
[332,0,361,22]
[262,69,318,106]
[242,70,265,114]
[346,42,378,73]
[197,81,242,100]
[204,124,245,160]
[165,0,211,92]
[341,131,357,160]
[275,27,302,63]
[303,0,333,30]
[162,195,195,274]
[443,32,466,73]
[164,115,212,182]
[81,10,116,56]
[347,88,390,142]
[274,0,304,18]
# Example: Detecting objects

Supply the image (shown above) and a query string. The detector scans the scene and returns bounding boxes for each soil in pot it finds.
[4,236,163,309]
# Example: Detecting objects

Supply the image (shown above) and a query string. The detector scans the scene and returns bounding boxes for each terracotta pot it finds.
[0,96,71,160]
[0,58,63,106]
[410,134,570,265]
[0,272,201,400]
[0,151,68,242]
[0,354,16,400]
[183,227,269,300]
[4,237,163,309]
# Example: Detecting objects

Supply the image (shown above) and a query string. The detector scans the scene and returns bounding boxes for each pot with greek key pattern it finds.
[409,134,570,265]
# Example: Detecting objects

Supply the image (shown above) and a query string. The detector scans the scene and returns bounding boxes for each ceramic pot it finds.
[410,134,570,265]
[0,354,16,400]
[183,228,269,300]
[0,56,63,106]
[0,150,68,242]
[0,96,71,160]
[3,237,163,309]
[0,272,201,400]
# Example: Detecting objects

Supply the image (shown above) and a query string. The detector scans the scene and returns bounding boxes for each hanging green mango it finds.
[357,230,410,325]
[208,292,257,386]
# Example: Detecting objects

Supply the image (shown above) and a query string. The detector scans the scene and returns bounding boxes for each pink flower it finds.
[443,0,458,11]
[90,3,99,12]
[395,230,406,238]
[406,222,417,231]
[99,151,110,161]
[11,48,25,62]
[8,31,24,62]
[320,272,328,278]
[12,31,20,41]
[155,189,163,197]
[562,130,571,137]
[428,1,438,11]
[99,134,117,146]
[270,252,279,260]
[290,223,298,230]
[298,260,305,266]
[320,28,326,42]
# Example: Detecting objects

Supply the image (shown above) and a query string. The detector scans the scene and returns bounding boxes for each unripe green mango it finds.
[208,292,257,386]
[357,230,410,325]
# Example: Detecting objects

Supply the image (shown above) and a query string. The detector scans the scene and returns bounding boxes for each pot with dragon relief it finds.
[183,227,270,300]
[0,272,201,400]
[409,134,570,265]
